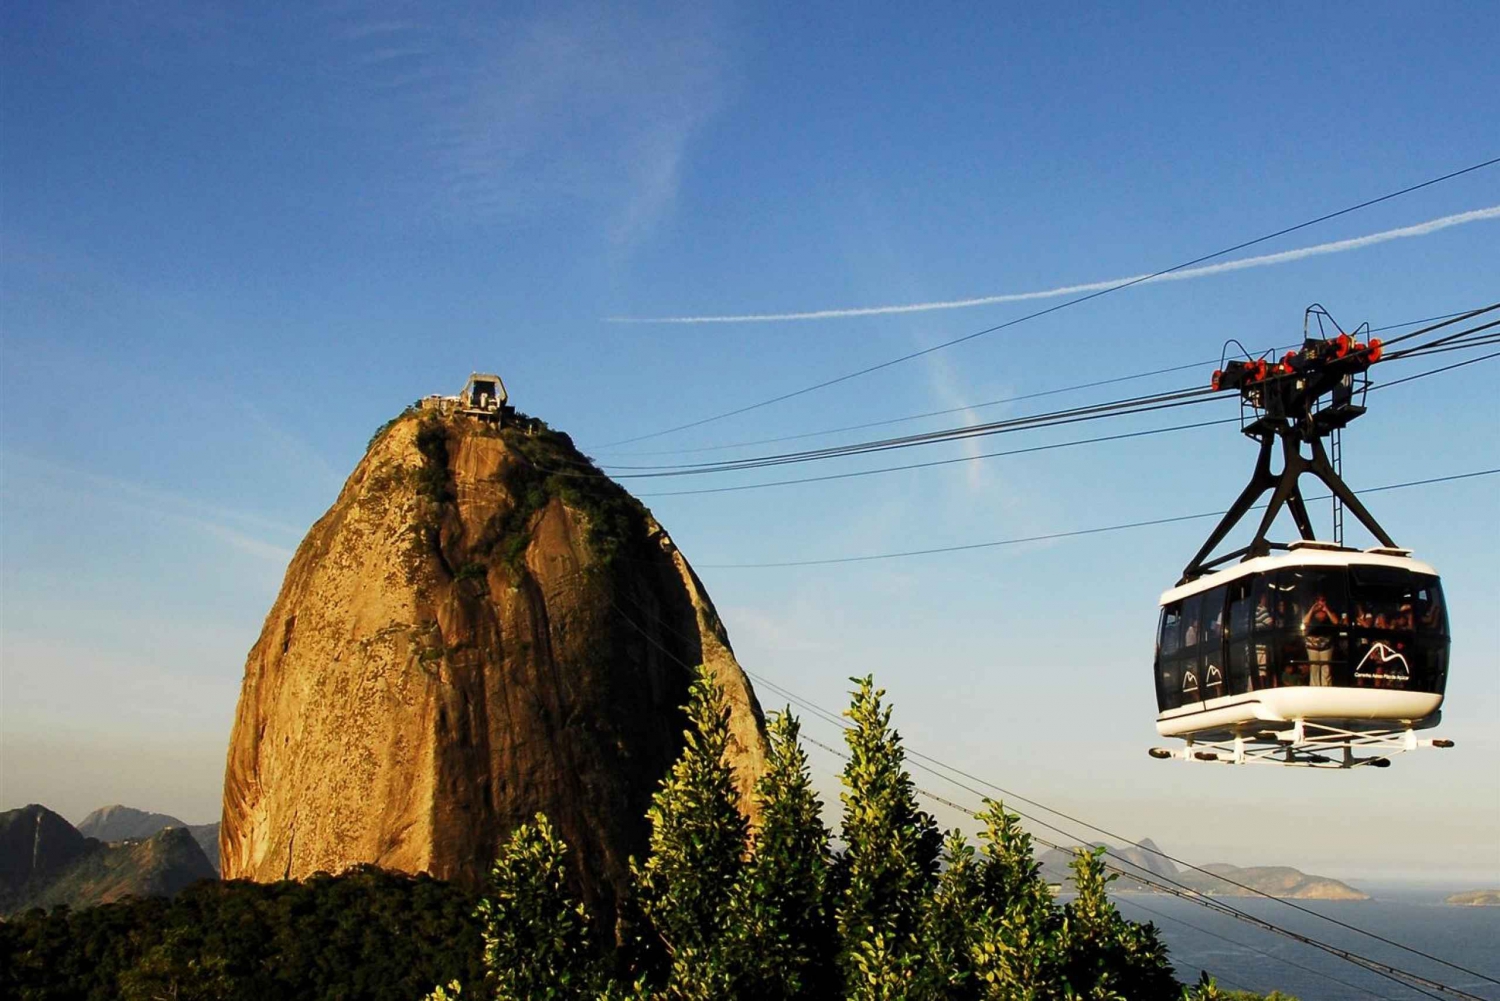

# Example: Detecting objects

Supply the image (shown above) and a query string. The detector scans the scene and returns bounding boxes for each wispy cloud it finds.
[608,204,1500,323]
[0,451,297,563]
[337,3,729,242]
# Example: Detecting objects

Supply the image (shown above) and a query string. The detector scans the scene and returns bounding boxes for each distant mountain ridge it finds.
[76,804,220,874]
[1038,838,1369,900]
[78,804,186,840]
[0,805,216,915]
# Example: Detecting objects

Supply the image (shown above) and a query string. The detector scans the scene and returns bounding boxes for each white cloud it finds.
[608,204,1500,322]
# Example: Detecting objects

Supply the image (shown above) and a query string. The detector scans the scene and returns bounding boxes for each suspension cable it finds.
[599,159,1500,447]
[599,580,1493,999]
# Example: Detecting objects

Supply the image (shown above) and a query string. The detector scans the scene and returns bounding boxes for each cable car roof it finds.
[1159,546,1440,606]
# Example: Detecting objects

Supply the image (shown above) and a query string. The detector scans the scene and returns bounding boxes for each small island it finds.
[1038,840,1370,900]
[1446,889,1500,906]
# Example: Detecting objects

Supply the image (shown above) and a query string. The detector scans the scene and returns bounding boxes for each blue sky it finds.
[3,2,1497,880]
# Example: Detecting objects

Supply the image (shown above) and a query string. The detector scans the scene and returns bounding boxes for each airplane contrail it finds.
[607,205,1500,324]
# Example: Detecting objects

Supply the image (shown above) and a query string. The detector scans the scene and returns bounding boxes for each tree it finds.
[473,813,602,1001]
[836,675,943,1000]
[969,801,1063,1001]
[1182,973,1301,1001]
[1059,848,1123,999]
[735,710,836,1000]
[632,664,749,1000]
[925,830,984,1001]
[117,926,231,1001]
[1058,848,1176,1001]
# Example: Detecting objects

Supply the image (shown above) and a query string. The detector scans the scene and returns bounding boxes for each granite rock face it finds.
[220,411,768,923]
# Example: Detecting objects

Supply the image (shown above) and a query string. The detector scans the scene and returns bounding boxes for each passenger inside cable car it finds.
[1154,565,1448,712]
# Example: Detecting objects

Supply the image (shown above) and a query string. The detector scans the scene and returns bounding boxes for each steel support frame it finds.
[1150,721,1452,769]
[1179,425,1397,584]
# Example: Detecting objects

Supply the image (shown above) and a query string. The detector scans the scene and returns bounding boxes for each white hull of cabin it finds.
[1155,687,1443,739]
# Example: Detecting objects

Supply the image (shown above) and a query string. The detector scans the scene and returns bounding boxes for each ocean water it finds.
[1112,885,1500,1000]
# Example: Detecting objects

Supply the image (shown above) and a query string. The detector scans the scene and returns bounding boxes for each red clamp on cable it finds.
[1368,338,1383,362]
[1211,369,1223,390]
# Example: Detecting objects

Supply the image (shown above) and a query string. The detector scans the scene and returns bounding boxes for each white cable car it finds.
[1149,309,1453,768]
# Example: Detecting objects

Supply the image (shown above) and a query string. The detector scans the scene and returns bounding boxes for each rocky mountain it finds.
[1446,889,1500,906]
[78,804,186,841]
[76,805,221,874]
[189,822,221,871]
[0,805,95,912]
[0,805,216,915]
[221,407,768,926]
[1039,840,1368,900]
[1184,863,1368,900]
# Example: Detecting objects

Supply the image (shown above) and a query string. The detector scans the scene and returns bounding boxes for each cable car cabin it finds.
[1154,543,1448,742]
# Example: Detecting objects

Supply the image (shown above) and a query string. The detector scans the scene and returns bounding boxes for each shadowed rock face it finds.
[221,411,767,923]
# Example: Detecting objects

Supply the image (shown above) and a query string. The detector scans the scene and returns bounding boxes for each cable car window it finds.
[1156,602,1185,711]
[1225,578,1254,696]
[1159,603,1182,656]
[1349,567,1449,694]
[1416,579,1447,636]
[1181,593,1203,651]
[1249,574,1277,690]
[1283,566,1348,688]
[1197,586,1227,700]
[1178,592,1204,707]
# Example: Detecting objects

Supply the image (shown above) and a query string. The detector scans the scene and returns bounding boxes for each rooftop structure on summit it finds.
[421,371,511,424]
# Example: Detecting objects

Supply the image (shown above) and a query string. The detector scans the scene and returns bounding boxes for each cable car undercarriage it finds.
[1149,307,1456,769]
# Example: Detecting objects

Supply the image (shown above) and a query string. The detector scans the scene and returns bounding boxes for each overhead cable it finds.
[600,387,1218,475]
[637,418,1237,497]
[588,315,1497,482]
[602,589,1490,999]
[1112,895,1404,1001]
[793,730,1473,1001]
[755,671,1498,994]
[599,157,1500,447]
[696,467,1499,567]
[636,341,1500,497]
[598,309,1482,459]
[1373,349,1500,390]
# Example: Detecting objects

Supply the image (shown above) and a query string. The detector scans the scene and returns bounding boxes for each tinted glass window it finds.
[1156,602,1184,711]
[1159,602,1182,656]
[1197,586,1227,700]
[1181,593,1203,652]
[1225,578,1254,695]
[1282,566,1349,688]
[1349,567,1449,693]
[1248,574,1277,690]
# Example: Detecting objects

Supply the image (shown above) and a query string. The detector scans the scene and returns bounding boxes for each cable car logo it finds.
[1354,643,1410,681]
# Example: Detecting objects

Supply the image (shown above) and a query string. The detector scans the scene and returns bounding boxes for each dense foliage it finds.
[0,866,484,1001]
[454,670,1290,1001]
[4,672,1293,1000]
